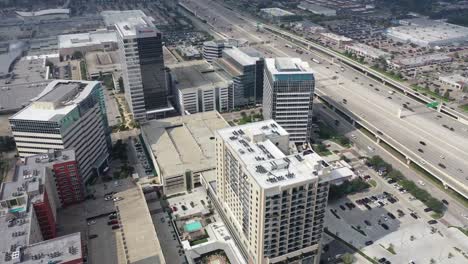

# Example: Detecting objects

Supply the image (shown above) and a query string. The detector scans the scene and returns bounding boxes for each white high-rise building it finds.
[9,80,110,184]
[215,120,346,264]
[263,58,315,143]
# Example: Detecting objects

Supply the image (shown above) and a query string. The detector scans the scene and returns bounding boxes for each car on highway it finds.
[442,199,449,205]
[350,134,357,139]
[438,163,446,169]
[428,220,438,225]
[89,234,98,239]
[365,240,374,246]
[410,213,419,219]
[419,141,426,146]
[378,258,387,263]
[417,148,424,153]
[424,207,433,212]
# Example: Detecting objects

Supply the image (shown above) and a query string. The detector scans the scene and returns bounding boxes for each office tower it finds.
[202,39,244,63]
[263,58,315,143]
[215,121,343,264]
[115,11,169,121]
[26,149,84,207]
[0,161,83,263]
[215,47,264,108]
[9,80,110,184]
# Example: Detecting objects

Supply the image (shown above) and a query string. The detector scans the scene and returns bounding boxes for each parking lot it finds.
[147,198,187,264]
[326,176,468,264]
[56,178,134,264]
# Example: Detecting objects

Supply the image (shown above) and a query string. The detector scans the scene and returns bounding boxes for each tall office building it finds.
[9,80,110,184]
[114,11,170,121]
[215,121,345,264]
[215,47,264,108]
[263,58,315,143]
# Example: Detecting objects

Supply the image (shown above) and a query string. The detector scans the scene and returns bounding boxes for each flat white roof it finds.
[223,48,259,66]
[260,8,295,17]
[320,32,353,42]
[16,8,69,17]
[10,80,100,122]
[217,121,337,189]
[387,20,468,44]
[439,74,468,86]
[58,30,117,49]
[265,58,314,79]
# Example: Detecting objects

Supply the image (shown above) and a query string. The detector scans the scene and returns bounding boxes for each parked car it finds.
[381,223,389,230]
[109,215,117,220]
[89,234,98,239]
[428,220,438,225]
[108,220,118,225]
[424,208,433,212]
[442,199,449,205]
[111,225,120,230]
[365,240,374,246]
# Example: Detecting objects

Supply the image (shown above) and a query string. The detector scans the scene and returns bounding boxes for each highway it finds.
[179,0,468,214]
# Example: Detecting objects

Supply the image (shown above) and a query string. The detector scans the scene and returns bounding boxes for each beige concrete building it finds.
[140,111,229,195]
[214,120,348,264]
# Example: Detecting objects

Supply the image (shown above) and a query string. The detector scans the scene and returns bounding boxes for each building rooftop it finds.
[101,10,148,27]
[16,9,70,17]
[394,53,452,67]
[223,48,259,67]
[25,149,76,167]
[260,8,295,17]
[298,2,336,14]
[85,50,121,77]
[103,10,158,38]
[265,58,314,81]
[387,19,468,45]
[141,111,229,179]
[168,60,231,92]
[19,232,82,264]
[345,43,390,59]
[320,32,353,42]
[217,121,342,189]
[114,185,165,264]
[10,80,100,122]
[58,29,117,50]
[439,74,468,86]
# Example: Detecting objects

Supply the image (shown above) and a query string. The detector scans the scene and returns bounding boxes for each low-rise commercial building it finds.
[320,32,353,48]
[386,18,468,47]
[58,29,118,58]
[439,74,468,90]
[168,60,231,115]
[260,8,298,23]
[177,45,201,60]
[298,1,336,16]
[344,43,390,60]
[16,9,70,21]
[84,50,121,80]
[9,80,111,184]
[140,111,229,195]
[391,54,453,69]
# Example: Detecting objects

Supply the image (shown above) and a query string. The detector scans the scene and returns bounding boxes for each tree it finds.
[341,253,355,264]
[118,77,124,92]
[72,51,83,60]
[443,90,450,99]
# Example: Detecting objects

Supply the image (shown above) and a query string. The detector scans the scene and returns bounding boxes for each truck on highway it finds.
[312,58,321,64]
